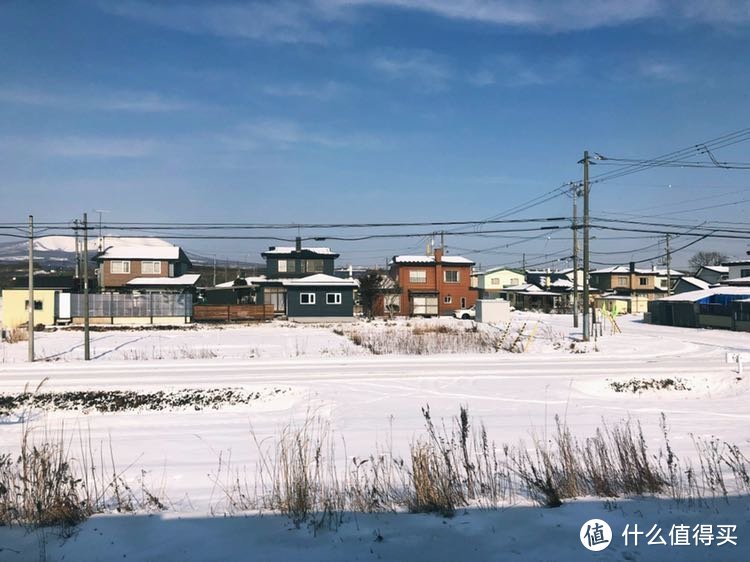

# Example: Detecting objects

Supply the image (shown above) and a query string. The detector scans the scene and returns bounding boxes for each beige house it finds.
[590,264,685,313]
[473,267,524,299]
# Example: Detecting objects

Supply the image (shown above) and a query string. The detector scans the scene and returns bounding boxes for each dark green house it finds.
[282,274,357,321]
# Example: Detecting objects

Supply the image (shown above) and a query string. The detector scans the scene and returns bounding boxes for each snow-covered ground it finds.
[1,313,749,561]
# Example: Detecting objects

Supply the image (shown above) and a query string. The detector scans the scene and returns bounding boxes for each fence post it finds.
[150,293,154,325]
[110,291,114,325]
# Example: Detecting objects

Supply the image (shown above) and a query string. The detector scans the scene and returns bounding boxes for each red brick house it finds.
[389,248,476,316]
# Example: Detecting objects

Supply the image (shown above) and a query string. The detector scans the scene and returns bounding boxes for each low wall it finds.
[72,316,191,326]
[194,304,274,322]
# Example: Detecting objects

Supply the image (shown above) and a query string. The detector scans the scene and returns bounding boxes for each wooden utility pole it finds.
[213,255,217,286]
[28,215,34,362]
[665,234,672,296]
[83,212,90,361]
[581,151,591,342]
[74,218,80,279]
[571,184,579,329]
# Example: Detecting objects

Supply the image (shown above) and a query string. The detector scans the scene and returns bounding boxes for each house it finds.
[723,259,750,281]
[389,248,476,316]
[590,264,685,313]
[694,265,728,285]
[1,275,78,330]
[254,238,356,320]
[473,267,524,299]
[502,283,563,312]
[281,274,358,322]
[672,276,711,295]
[95,244,197,292]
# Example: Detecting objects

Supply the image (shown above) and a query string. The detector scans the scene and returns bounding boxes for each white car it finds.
[453,306,476,320]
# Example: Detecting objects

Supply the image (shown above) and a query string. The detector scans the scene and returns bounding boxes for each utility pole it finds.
[213,255,217,286]
[581,151,591,342]
[74,219,80,280]
[665,234,672,296]
[440,231,445,251]
[28,215,34,362]
[522,253,526,272]
[83,212,90,361]
[571,184,579,329]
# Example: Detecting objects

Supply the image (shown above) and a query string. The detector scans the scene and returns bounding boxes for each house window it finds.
[460,297,467,308]
[111,261,130,274]
[491,278,500,285]
[617,276,628,286]
[444,296,452,304]
[444,270,459,283]
[304,259,324,273]
[509,277,519,286]
[639,277,648,286]
[659,279,668,288]
[25,300,43,311]
[141,261,161,275]
[741,269,750,278]
[326,293,342,305]
[278,259,297,274]
[300,293,316,305]
[409,270,427,283]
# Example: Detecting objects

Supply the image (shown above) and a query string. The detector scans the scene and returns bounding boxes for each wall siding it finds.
[286,287,354,318]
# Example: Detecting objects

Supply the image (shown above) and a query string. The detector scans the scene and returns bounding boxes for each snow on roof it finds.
[701,265,729,273]
[591,265,684,276]
[281,274,358,287]
[725,276,750,286]
[213,276,267,288]
[659,286,750,302]
[677,276,711,291]
[126,274,200,286]
[263,246,335,255]
[99,245,182,260]
[723,258,750,265]
[550,278,574,289]
[391,255,474,265]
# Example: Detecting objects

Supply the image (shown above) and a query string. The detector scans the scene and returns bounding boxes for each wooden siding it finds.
[193,304,274,322]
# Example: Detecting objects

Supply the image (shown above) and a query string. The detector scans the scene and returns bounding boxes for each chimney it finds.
[434,247,444,262]
[295,236,302,252]
[629,261,635,274]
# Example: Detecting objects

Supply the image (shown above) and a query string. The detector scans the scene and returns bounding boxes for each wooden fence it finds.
[193,304,274,322]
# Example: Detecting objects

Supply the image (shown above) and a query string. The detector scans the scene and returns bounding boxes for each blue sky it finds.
[1,0,750,268]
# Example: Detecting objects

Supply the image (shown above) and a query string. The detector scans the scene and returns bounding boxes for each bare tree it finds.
[688,251,728,272]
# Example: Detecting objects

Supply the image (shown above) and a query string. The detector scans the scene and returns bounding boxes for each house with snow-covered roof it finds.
[95,244,196,292]
[253,238,356,320]
[388,247,476,316]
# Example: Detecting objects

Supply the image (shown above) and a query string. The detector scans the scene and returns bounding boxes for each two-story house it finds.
[95,245,199,292]
[255,238,357,320]
[389,248,476,316]
[724,258,750,282]
[590,263,685,313]
[472,267,524,299]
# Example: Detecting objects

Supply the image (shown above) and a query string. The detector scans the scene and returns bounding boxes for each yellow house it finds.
[1,289,65,329]
[475,267,524,299]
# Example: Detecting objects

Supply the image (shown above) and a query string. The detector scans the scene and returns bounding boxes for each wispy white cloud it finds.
[371,49,453,92]
[634,59,689,82]
[219,119,388,151]
[0,135,161,159]
[100,1,337,44]
[470,54,583,87]
[261,81,347,101]
[0,86,196,112]
[327,0,750,31]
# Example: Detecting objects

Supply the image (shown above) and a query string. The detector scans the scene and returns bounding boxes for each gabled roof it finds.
[214,276,267,288]
[699,265,729,274]
[659,286,750,302]
[477,266,524,275]
[262,246,337,256]
[676,276,711,291]
[97,245,183,261]
[281,274,358,287]
[390,255,474,265]
[126,274,201,287]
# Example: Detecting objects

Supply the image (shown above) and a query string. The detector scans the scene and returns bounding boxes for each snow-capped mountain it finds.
[0,236,174,265]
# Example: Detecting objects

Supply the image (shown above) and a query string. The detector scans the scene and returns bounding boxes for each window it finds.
[617,276,628,286]
[509,277,519,286]
[444,270,459,283]
[409,270,427,283]
[111,260,131,274]
[304,259,324,273]
[443,296,452,304]
[742,269,750,278]
[300,293,316,305]
[326,293,342,305]
[490,278,500,285]
[460,297,467,308]
[25,300,43,311]
[278,259,297,273]
[639,277,648,286]
[141,261,161,274]
[659,279,668,288]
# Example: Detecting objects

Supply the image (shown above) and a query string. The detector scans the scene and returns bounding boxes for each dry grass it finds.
[4,328,28,344]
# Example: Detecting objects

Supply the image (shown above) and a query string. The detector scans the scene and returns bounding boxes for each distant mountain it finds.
[0,236,174,267]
